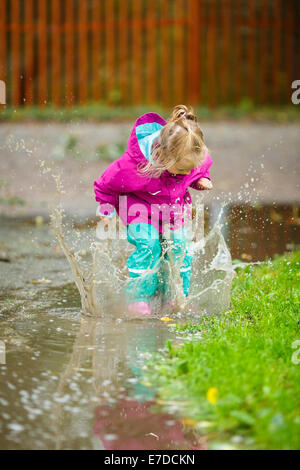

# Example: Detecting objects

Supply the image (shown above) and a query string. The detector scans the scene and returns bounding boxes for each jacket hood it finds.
[126,112,167,163]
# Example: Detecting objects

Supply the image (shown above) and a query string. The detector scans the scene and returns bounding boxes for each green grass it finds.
[0,101,300,123]
[0,103,166,123]
[143,252,300,450]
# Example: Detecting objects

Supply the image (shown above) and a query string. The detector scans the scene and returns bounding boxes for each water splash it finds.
[188,205,235,316]
[49,183,235,318]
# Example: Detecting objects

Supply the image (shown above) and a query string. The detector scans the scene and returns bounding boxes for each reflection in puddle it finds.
[93,398,205,450]
[0,303,206,449]
[51,317,206,450]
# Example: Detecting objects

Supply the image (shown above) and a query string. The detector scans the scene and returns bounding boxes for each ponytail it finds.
[170,104,198,123]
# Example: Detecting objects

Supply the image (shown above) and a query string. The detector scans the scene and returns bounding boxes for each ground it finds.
[0,121,299,219]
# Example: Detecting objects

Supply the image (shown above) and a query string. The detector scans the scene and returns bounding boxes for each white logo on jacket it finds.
[148,190,161,195]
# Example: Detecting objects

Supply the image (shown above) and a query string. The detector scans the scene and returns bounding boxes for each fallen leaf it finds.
[35,215,44,226]
[160,316,174,322]
[28,277,52,284]
[181,418,198,427]
[241,253,252,261]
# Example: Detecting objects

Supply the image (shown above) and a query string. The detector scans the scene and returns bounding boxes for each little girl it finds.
[94,105,213,316]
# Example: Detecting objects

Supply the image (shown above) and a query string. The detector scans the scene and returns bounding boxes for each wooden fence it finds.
[0,0,299,107]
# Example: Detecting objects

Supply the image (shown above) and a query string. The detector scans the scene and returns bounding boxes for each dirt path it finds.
[0,121,299,219]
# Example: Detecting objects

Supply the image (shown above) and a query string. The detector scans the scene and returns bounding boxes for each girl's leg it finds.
[163,226,193,297]
[125,222,161,303]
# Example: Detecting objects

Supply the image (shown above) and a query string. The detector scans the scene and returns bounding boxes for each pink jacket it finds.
[94,112,213,233]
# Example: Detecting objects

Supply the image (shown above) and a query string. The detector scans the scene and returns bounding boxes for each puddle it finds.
[0,201,299,449]
[0,295,204,449]
[0,215,210,449]
[223,203,300,261]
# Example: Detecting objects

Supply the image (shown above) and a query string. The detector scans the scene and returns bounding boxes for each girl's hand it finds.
[197,177,213,190]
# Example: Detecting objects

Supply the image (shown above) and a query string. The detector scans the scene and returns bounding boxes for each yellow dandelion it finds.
[206,387,219,404]
[160,317,174,322]
[140,381,152,387]
[181,418,198,427]
[155,399,165,405]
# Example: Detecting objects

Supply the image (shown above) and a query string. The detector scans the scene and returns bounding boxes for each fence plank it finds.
[258,0,268,104]
[161,0,172,106]
[38,0,48,106]
[105,0,116,103]
[272,0,281,104]
[207,0,217,107]
[285,0,294,103]
[220,0,231,104]
[51,0,61,106]
[0,0,6,84]
[11,0,20,105]
[78,1,88,104]
[187,0,200,104]
[173,0,185,105]
[234,0,242,103]
[131,0,142,105]
[91,0,101,103]
[247,0,256,103]
[65,0,75,106]
[145,0,156,105]
[119,0,129,105]
[24,0,34,105]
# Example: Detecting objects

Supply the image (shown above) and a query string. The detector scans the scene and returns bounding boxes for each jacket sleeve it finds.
[94,155,147,216]
[94,162,119,217]
[189,151,213,191]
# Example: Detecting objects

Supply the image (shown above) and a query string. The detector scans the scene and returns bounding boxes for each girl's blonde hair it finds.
[139,104,206,178]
